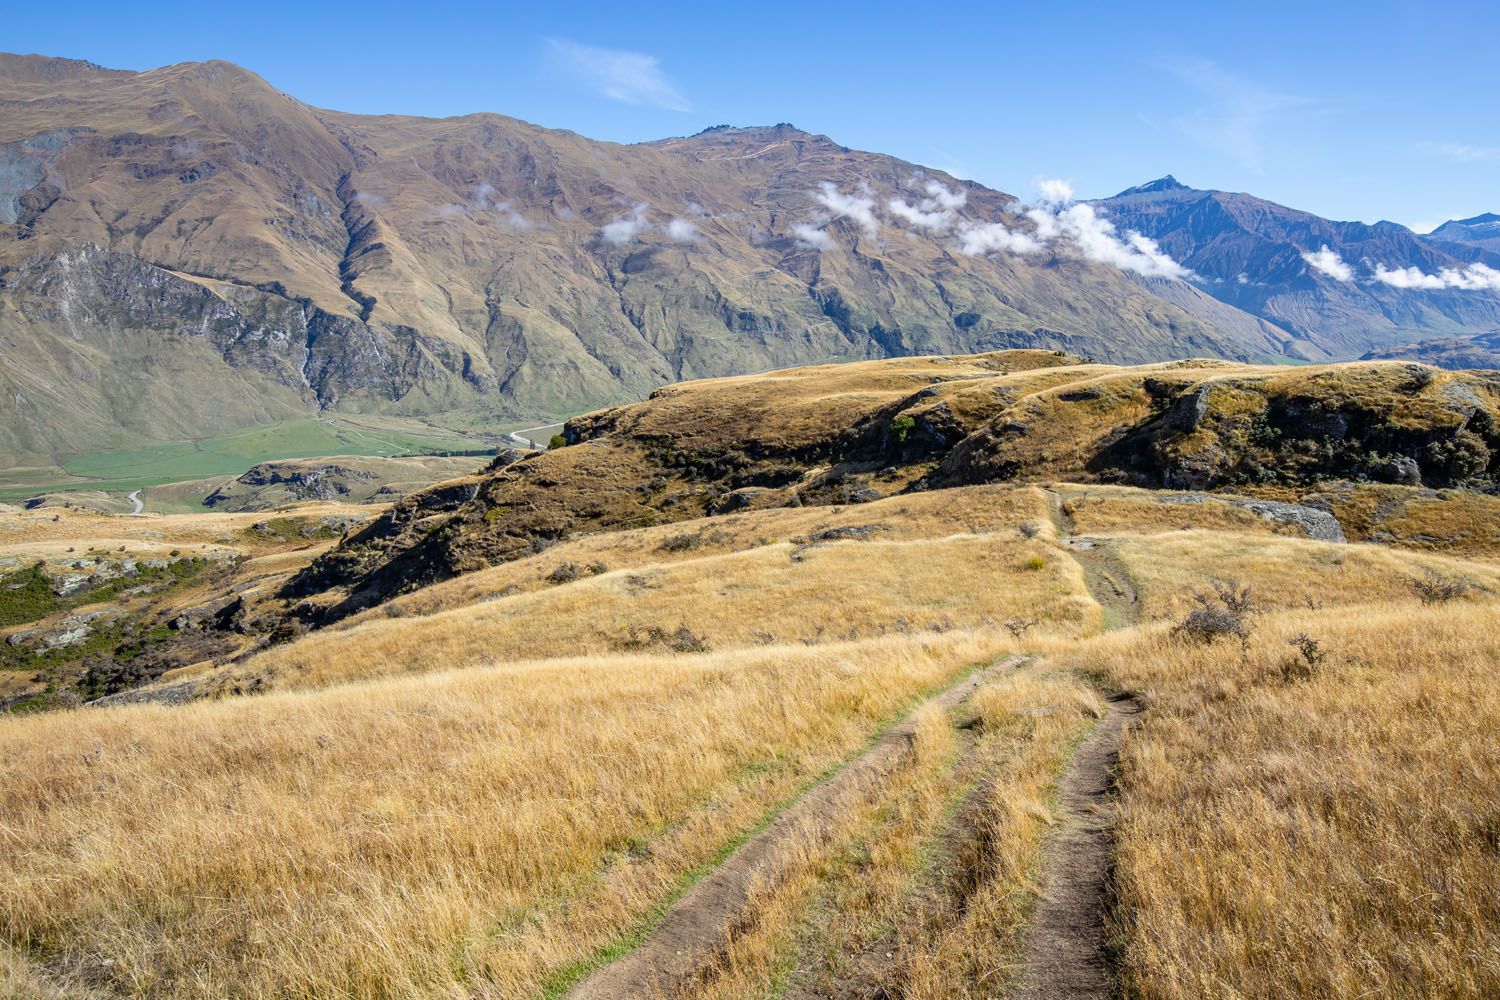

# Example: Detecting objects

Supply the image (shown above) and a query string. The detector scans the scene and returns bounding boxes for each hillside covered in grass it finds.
[284,349,1500,620]
[2,350,1498,998]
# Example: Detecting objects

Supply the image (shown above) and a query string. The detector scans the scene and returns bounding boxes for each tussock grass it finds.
[234,531,1089,692]
[1044,601,1500,998]
[1112,530,1500,618]
[0,631,1010,998]
[655,669,1105,1000]
[356,485,1052,622]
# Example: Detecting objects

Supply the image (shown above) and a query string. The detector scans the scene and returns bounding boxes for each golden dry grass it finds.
[0,631,1011,999]
[1303,482,1500,558]
[5,453,1500,999]
[651,668,1105,1000]
[0,503,371,552]
[357,485,1053,622]
[232,530,1089,693]
[1110,530,1500,619]
[1053,485,1298,538]
[1042,600,1500,998]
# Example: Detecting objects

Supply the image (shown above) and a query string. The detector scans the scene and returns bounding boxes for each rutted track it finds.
[1045,488,1139,630]
[566,656,1026,1000]
[1008,691,1140,999]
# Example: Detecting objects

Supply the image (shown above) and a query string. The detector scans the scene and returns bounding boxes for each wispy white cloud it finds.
[888,179,967,232]
[545,38,690,112]
[1302,245,1354,282]
[601,203,650,245]
[665,217,698,242]
[1297,244,1500,291]
[950,178,1189,278]
[1036,177,1075,205]
[1419,140,1500,163]
[814,182,880,238]
[955,221,1041,256]
[436,183,532,227]
[791,222,836,251]
[1372,261,1500,291]
[1159,58,1309,173]
[1044,203,1190,278]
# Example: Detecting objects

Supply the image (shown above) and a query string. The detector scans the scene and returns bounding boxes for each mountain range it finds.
[3,52,1498,467]
[1091,178,1500,358]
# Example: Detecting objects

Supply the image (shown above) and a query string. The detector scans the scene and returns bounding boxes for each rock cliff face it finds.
[1,54,1297,463]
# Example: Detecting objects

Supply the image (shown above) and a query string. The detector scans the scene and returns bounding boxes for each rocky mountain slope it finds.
[1092,178,1500,355]
[1427,212,1500,253]
[1361,330,1500,369]
[1,54,1296,465]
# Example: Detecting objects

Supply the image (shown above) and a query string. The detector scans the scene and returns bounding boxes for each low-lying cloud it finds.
[601,204,650,245]
[814,182,880,237]
[599,206,703,245]
[1301,245,1354,282]
[955,221,1041,256]
[436,183,533,228]
[966,179,1189,279]
[888,180,967,232]
[1297,244,1500,291]
[791,222,836,251]
[1373,261,1500,292]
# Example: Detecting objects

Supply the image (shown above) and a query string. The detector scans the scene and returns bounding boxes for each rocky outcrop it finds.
[1158,494,1347,542]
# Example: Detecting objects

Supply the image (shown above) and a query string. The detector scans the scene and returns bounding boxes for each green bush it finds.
[888,414,916,446]
[0,563,61,629]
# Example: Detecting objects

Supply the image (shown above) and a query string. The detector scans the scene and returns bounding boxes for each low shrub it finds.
[1411,569,1470,605]
[1172,580,1256,648]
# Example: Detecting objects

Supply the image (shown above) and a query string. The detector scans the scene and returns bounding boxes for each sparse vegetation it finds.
[1411,567,1472,604]
[1278,631,1326,682]
[1171,579,1256,647]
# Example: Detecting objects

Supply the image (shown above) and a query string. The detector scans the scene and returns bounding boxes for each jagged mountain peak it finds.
[1113,175,1193,197]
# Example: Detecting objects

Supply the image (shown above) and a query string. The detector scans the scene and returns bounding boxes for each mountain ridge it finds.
[1,52,1295,465]
[1092,179,1500,356]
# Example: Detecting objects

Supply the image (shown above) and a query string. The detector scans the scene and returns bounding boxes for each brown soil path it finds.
[1007,691,1139,999]
[566,656,1026,1000]
[778,681,1014,1000]
[1044,488,1139,630]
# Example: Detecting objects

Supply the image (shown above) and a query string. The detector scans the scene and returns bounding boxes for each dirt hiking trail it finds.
[1008,690,1139,999]
[1045,488,1139,630]
[566,656,1026,1000]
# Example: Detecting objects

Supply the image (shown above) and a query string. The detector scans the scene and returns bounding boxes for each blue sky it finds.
[7,0,1497,231]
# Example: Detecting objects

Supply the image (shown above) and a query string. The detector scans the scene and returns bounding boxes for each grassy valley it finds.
[0,414,496,506]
